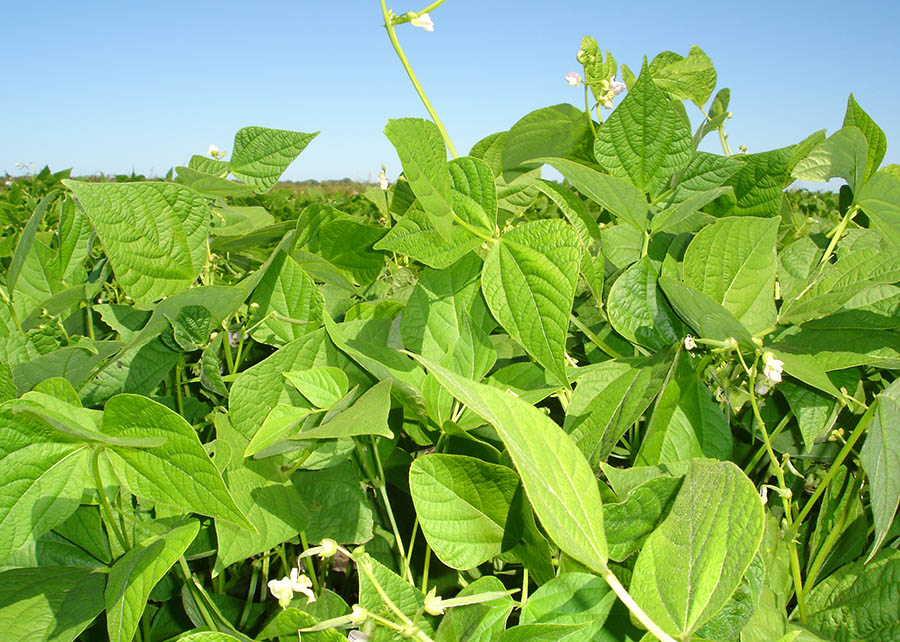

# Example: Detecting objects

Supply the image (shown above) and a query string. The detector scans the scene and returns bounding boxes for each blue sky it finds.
[2,1,898,184]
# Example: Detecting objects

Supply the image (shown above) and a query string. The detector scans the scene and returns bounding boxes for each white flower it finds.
[610,77,627,95]
[3,180,10,187]
[289,568,316,603]
[754,376,771,396]
[565,72,582,87]
[683,335,697,351]
[268,576,295,609]
[603,99,614,109]
[347,632,369,642]
[762,351,784,384]
[410,13,434,31]
[208,144,220,157]
[377,171,389,190]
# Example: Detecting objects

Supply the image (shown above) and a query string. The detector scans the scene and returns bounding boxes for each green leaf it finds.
[243,404,315,458]
[636,353,731,465]
[0,404,89,563]
[291,462,374,544]
[659,276,755,347]
[520,572,615,626]
[857,171,900,252]
[630,459,765,639]
[297,379,394,441]
[859,395,900,561]
[101,394,252,530]
[78,338,179,407]
[415,358,609,574]
[410,454,519,569]
[806,549,900,641]
[384,118,453,240]
[718,145,795,217]
[248,250,324,346]
[0,566,105,642]
[63,181,209,303]
[533,157,649,231]
[603,475,681,562]
[791,126,868,193]
[8,189,60,294]
[106,520,200,642]
[481,219,582,387]
[174,166,258,198]
[578,37,618,106]
[667,152,742,204]
[502,104,594,179]
[772,329,900,372]
[356,551,437,642]
[563,352,672,466]
[780,380,840,452]
[284,367,349,409]
[682,216,779,334]
[450,156,498,233]
[593,61,693,197]
[650,45,717,106]
[435,575,514,642]
[607,256,685,351]
[374,206,481,269]
[229,126,318,191]
[843,94,887,182]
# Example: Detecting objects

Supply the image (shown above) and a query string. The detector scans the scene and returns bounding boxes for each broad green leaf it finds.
[374,206,481,269]
[213,413,310,571]
[292,462,374,544]
[804,284,900,331]
[682,216,779,334]
[101,394,252,530]
[791,126,867,193]
[534,157,649,231]
[593,61,693,197]
[564,353,672,466]
[502,104,593,179]
[0,361,16,402]
[630,459,765,639]
[63,181,209,303]
[780,380,839,452]
[410,454,519,569]
[772,329,900,372]
[806,549,900,641]
[312,218,386,286]
[243,404,315,458]
[600,223,643,272]
[0,566,105,642]
[650,45,716,106]
[210,204,275,237]
[177,634,248,642]
[415,358,609,574]
[248,250,324,346]
[843,94,887,182]
[435,575,514,642]
[297,379,393,440]
[857,171,900,252]
[384,118,453,240]
[520,572,615,625]
[779,240,900,324]
[8,189,60,294]
[499,621,609,641]
[695,553,765,641]
[859,395,900,561]
[52,505,111,565]
[470,131,506,177]
[229,126,318,191]
[356,551,438,641]
[607,256,685,351]
[284,367,348,408]
[256,590,349,641]
[741,517,794,641]
[77,338,179,407]
[636,354,731,465]
[603,475,681,562]
[667,152,742,204]
[716,145,795,217]
[533,180,601,247]
[450,156,497,232]
[481,219,581,387]
[174,166,258,198]
[106,520,199,642]
[659,277,755,347]
[187,154,230,175]
[650,187,724,235]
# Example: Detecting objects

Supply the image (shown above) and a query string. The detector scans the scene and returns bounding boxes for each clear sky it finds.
[2,1,898,184]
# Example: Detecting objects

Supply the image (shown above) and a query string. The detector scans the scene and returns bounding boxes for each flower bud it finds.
[410,13,434,31]
[565,72,582,87]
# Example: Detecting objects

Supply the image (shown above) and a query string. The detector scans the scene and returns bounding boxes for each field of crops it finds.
[2,4,900,642]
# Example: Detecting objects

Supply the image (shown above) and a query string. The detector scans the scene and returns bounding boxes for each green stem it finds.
[371,437,413,584]
[583,85,597,137]
[804,472,861,593]
[84,299,95,341]
[819,206,857,267]
[569,313,623,359]
[421,544,432,594]
[784,405,874,543]
[355,553,435,642]
[238,560,259,630]
[178,557,218,631]
[380,0,458,158]
[91,448,128,552]
[174,358,185,417]
[299,532,321,593]
[391,0,448,23]
[743,410,794,476]
[600,568,677,642]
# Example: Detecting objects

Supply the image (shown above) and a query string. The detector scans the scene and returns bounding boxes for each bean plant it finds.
[1,2,899,641]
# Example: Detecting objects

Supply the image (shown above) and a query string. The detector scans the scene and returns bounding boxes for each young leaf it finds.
[101,394,253,530]
[650,45,717,107]
[106,520,200,642]
[593,60,693,198]
[791,126,868,194]
[629,459,765,639]
[295,379,393,441]
[384,118,453,240]
[607,256,685,351]
[682,216,779,334]
[859,395,900,561]
[481,219,582,387]
[410,454,519,570]
[843,94,887,182]
[283,367,349,409]
[63,181,209,303]
[374,206,481,269]
[229,126,318,191]
[413,357,609,574]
